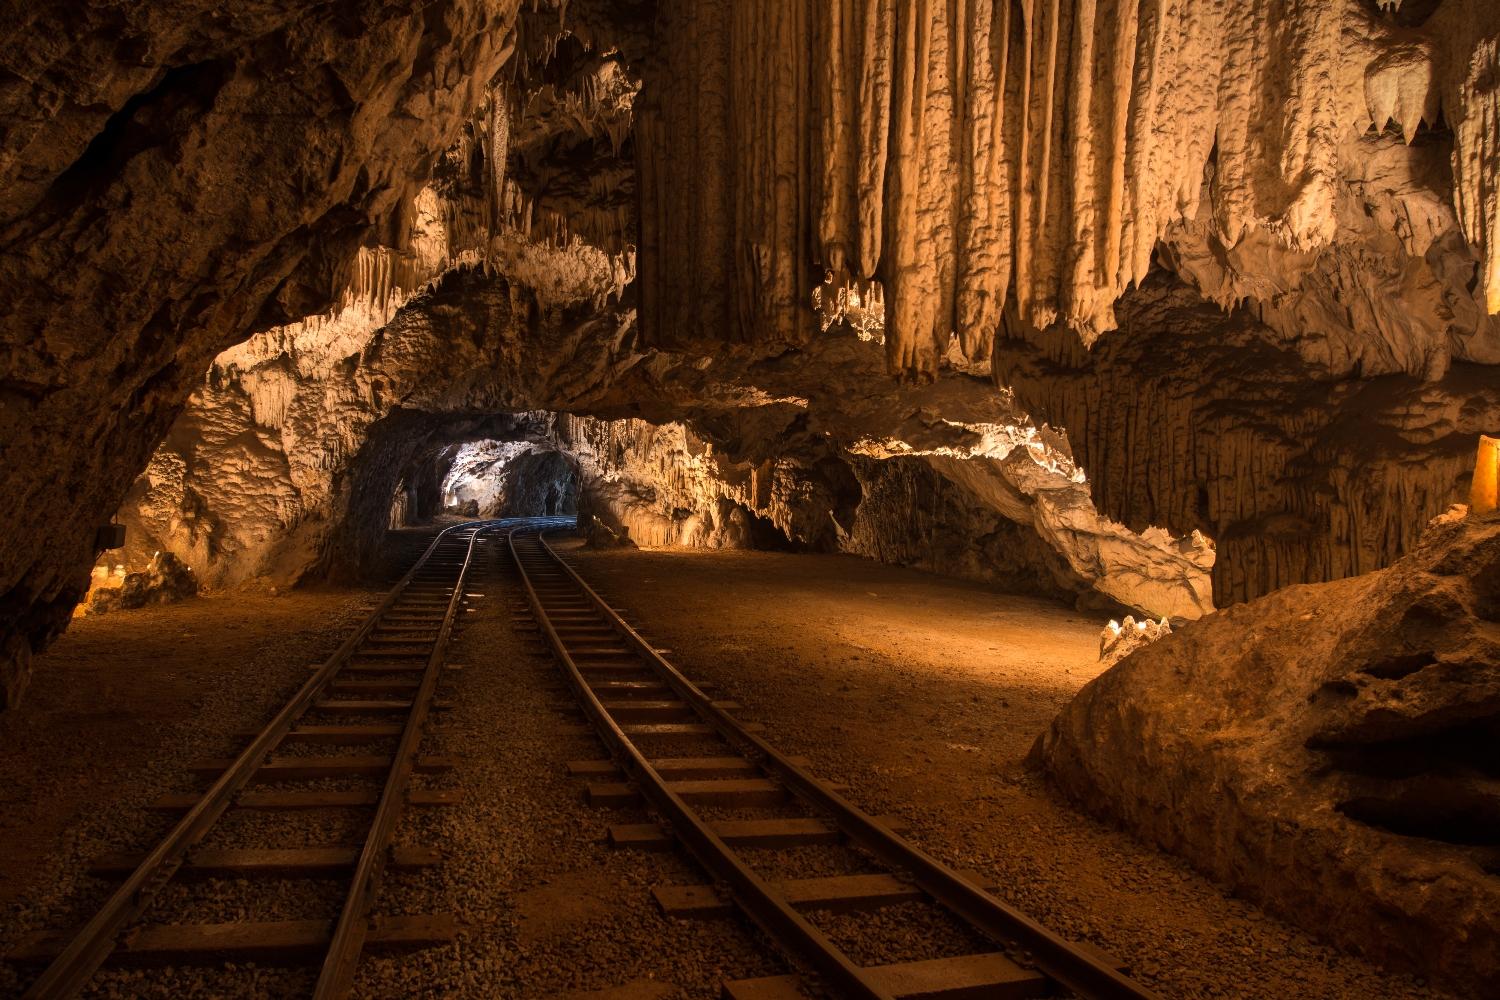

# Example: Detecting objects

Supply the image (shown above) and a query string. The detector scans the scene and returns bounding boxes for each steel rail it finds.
[22,519,493,1000]
[527,527,1164,1000]
[313,520,497,997]
[509,527,894,999]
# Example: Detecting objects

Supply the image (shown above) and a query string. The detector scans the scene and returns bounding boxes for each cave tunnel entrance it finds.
[390,437,580,528]
[440,441,579,520]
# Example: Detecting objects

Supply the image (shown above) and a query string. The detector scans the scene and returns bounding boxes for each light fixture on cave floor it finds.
[1474,434,1499,515]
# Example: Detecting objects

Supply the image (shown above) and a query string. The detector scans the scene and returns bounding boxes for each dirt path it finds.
[565,542,1448,1000]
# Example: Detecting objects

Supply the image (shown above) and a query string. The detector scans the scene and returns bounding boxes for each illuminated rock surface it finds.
[113,249,1214,622]
[1033,509,1500,996]
[996,274,1500,603]
[1,0,1498,710]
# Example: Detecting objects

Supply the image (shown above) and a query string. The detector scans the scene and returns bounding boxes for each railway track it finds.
[10,518,509,999]
[510,525,1164,1000]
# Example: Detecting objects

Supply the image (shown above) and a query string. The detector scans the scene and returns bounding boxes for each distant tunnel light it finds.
[1475,435,1499,515]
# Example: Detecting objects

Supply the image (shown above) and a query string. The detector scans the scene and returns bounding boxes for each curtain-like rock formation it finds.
[996,273,1500,603]
[637,0,1499,376]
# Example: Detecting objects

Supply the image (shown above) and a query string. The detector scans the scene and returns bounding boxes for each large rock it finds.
[1031,509,1500,996]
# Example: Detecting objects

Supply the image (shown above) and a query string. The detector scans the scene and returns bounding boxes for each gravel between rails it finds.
[349,543,789,998]
[813,901,992,967]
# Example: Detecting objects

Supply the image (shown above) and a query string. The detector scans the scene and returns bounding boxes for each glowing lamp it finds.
[1474,435,1500,515]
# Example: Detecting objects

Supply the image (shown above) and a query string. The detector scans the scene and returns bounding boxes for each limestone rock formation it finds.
[637,0,1500,375]
[82,552,198,617]
[1097,615,1171,667]
[113,245,1214,621]
[483,449,579,518]
[435,440,537,518]
[1032,508,1500,996]
[996,273,1500,604]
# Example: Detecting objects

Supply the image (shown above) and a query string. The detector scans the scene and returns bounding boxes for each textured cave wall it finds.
[637,0,1500,375]
[0,0,549,705]
[112,235,1214,627]
[518,415,1137,607]
[1160,130,1500,381]
[490,450,579,517]
[405,446,462,524]
[995,273,1500,604]
[839,455,1081,603]
[109,243,629,598]
[441,440,536,516]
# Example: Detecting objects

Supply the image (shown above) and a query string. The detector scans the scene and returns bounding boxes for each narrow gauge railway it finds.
[9,519,522,999]
[509,525,1162,1000]
[9,517,1163,999]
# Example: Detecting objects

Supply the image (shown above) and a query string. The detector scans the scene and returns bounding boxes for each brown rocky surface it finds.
[565,539,1454,1000]
[996,272,1500,604]
[0,0,550,704]
[1032,508,1500,996]
[4,0,1500,706]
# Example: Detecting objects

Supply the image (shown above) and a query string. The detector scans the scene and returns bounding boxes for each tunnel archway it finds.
[392,439,581,524]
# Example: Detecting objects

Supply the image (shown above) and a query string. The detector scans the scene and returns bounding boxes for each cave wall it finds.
[0,0,547,704]
[996,273,1500,604]
[438,440,536,517]
[554,415,1084,602]
[636,0,1500,376]
[326,409,552,581]
[487,450,579,517]
[109,234,1215,629]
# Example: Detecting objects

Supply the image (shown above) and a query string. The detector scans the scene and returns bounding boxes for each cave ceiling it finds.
[1,0,1498,703]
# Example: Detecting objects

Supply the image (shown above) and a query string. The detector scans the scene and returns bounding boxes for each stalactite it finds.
[640,0,1495,379]
[1435,0,1500,315]
[488,87,511,238]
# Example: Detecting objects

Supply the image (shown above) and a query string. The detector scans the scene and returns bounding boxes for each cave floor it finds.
[0,540,1450,1000]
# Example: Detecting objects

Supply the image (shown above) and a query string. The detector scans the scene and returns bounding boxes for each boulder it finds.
[86,553,199,616]
[1032,510,1500,997]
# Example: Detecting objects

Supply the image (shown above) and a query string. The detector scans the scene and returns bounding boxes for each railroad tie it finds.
[655,870,1001,919]
[9,915,457,968]
[720,953,1050,1000]
[607,815,909,852]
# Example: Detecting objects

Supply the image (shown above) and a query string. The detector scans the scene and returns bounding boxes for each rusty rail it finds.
[511,525,1164,1000]
[21,519,505,1000]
